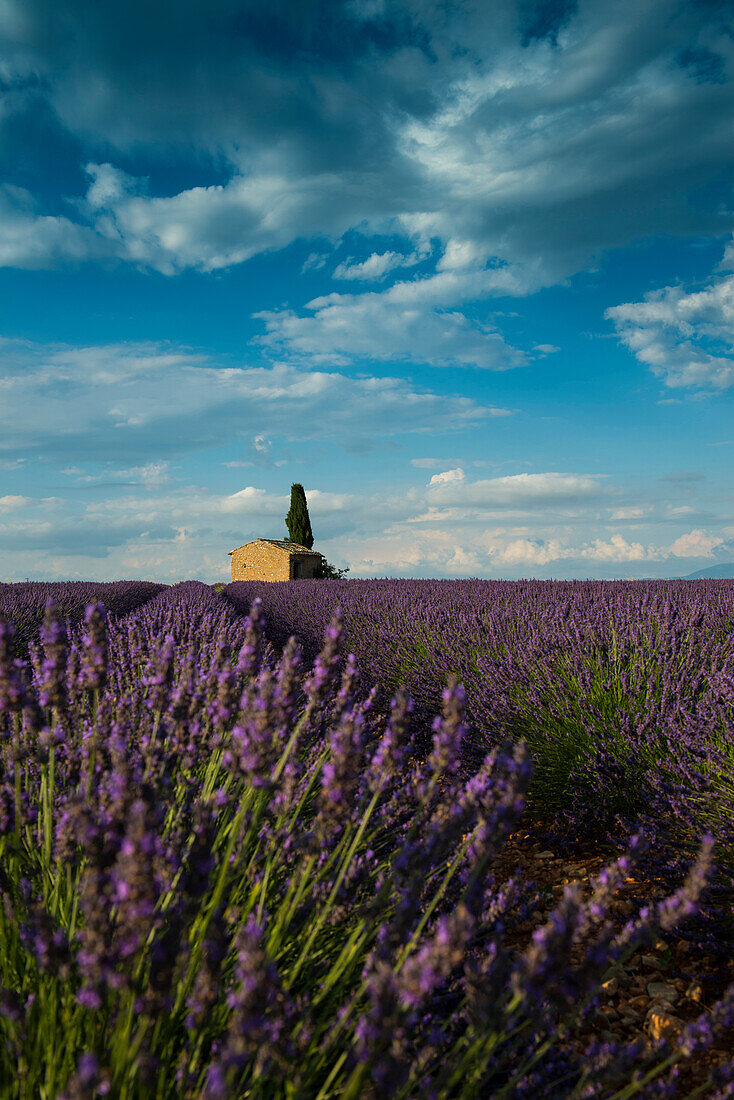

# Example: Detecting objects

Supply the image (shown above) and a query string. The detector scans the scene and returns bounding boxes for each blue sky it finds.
[0,0,732,581]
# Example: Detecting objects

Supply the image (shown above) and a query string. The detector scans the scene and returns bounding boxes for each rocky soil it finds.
[489,820,734,1096]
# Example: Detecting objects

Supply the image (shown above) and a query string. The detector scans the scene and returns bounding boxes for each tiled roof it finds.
[228,538,323,556]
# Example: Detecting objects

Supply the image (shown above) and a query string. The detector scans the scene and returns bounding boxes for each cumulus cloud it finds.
[579,534,653,562]
[428,468,465,486]
[668,529,724,557]
[80,164,349,275]
[255,284,526,369]
[2,469,729,580]
[473,533,658,566]
[219,487,271,513]
[458,529,723,568]
[607,270,734,390]
[487,537,567,566]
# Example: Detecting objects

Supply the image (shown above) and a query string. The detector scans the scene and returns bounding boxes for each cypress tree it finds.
[285,483,314,548]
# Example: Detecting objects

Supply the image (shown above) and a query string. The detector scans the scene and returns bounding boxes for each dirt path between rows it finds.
[486,818,734,1096]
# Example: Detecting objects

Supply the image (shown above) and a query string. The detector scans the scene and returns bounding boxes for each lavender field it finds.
[225,580,734,883]
[0,579,732,1098]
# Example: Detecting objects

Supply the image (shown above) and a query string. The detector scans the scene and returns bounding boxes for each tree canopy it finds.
[285,483,314,549]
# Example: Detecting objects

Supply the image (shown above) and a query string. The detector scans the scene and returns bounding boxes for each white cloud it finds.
[60,462,170,487]
[607,270,734,390]
[608,506,647,520]
[2,475,730,581]
[255,283,526,370]
[301,252,329,273]
[219,485,354,518]
[82,165,320,275]
[0,184,108,269]
[428,468,465,486]
[0,495,29,510]
[666,504,696,517]
[220,487,270,513]
[475,533,659,566]
[0,337,497,463]
[84,162,143,210]
[488,537,567,566]
[669,529,724,558]
[436,239,488,272]
[333,251,422,281]
[426,471,604,508]
[579,535,653,562]
[445,546,482,572]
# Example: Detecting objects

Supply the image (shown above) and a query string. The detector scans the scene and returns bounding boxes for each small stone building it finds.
[228,538,324,582]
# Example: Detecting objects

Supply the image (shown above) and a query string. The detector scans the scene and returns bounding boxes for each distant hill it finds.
[682,563,734,580]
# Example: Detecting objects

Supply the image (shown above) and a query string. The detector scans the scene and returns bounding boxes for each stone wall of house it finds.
[230,542,292,582]
[229,541,323,581]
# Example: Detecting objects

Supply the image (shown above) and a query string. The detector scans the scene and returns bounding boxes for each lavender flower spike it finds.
[39,601,68,711]
[78,602,108,693]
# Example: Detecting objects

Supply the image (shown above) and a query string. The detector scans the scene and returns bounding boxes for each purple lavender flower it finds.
[206,913,293,1091]
[58,1051,112,1099]
[396,904,474,1010]
[511,883,587,1017]
[365,689,413,796]
[352,959,409,1090]
[235,598,265,678]
[304,610,344,709]
[78,602,108,693]
[38,601,69,711]
[0,621,26,714]
[143,634,175,712]
[315,705,366,839]
[415,676,467,804]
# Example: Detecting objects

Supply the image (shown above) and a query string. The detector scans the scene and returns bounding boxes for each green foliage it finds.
[285,483,314,549]
[314,558,349,580]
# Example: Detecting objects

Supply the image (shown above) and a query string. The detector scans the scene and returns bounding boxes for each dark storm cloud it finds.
[0,0,438,162]
[519,0,578,46]
[0,0,731,283]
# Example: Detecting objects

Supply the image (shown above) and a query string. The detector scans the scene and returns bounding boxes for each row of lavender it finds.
[223,579,734,928]
[0,581,167,659]
[1,581,732,1096]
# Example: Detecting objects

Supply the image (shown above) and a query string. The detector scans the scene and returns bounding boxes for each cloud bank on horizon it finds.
[0,0,732,580]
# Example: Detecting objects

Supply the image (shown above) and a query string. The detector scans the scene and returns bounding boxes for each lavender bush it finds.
[0,581,732,1097]
[223,581,734,912]
[0,581,166,660]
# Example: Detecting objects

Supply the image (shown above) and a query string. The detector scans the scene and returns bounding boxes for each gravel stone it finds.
[646,981,678,1005]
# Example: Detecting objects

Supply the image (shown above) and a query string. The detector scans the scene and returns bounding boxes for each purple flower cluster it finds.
[224,577,734,954]
[0,580,165,661]
[0,578,731,1098]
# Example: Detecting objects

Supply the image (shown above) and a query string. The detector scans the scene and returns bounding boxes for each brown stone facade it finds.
[228,539,323,582]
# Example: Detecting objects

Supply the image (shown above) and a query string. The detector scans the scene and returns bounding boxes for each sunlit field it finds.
[0,579,732,1098]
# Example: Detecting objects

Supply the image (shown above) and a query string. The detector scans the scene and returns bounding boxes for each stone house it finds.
[228,538,324,582]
